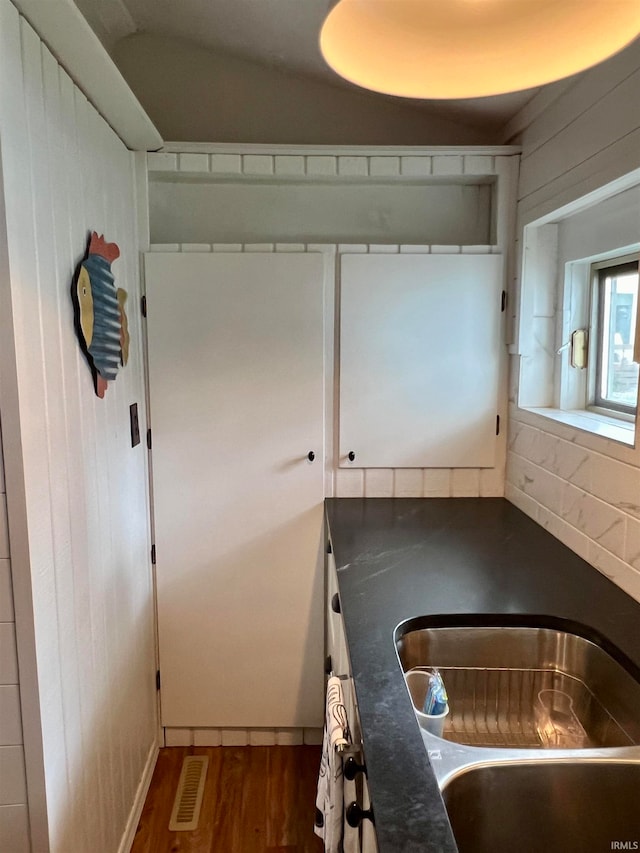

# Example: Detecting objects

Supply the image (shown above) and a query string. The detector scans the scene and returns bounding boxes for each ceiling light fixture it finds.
[319,0,640,99]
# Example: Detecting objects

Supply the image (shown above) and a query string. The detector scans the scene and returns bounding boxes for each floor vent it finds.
[168,755,209,831]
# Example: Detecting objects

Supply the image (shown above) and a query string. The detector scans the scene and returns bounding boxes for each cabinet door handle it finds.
[346,802,374,828]
[331,593,341,614]
[344,756,367,780]
[347,451,355,462]
[307,451,315,461]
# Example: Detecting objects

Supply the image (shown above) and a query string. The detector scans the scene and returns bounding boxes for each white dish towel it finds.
[314,676,350,853]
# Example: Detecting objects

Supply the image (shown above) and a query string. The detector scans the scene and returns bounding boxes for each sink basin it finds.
[443,761,640,853]
[396,622,640,749]
[395,619,640,851]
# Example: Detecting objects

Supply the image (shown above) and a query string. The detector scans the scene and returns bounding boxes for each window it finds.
[517,177,640,450]
[590,258,639,416]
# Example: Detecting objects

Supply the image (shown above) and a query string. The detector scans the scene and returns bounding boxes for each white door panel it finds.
[339,253,503,468]
[145,252,325,727]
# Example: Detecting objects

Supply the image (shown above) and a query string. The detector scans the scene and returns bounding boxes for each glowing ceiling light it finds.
[319,0,640,99]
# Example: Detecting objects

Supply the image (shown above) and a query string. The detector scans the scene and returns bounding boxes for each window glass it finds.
[595,261,639,413]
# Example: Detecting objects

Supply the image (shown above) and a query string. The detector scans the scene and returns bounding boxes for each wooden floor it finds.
[131,746,325,853]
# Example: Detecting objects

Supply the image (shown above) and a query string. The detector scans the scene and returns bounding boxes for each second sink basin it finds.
[443,761,640,853]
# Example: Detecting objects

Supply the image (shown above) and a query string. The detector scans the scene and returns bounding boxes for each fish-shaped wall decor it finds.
[73,232,130,398]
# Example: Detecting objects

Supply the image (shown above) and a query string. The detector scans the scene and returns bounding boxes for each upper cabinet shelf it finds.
[147,146,520,248]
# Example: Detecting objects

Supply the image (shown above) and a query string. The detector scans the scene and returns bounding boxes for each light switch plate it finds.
[129,403,140,447]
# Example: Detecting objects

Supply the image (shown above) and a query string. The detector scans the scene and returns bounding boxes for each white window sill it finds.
[522,407,635,447]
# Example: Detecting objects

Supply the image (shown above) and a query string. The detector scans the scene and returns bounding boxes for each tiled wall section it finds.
[148,150,500,179]
[0,416,29,852]
[150,242,507,501]
[506,414,640,606]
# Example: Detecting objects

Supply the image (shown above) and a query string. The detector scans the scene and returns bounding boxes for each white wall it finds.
[0,1,158,850]
[112,33,492,146]
[507,38,640,606]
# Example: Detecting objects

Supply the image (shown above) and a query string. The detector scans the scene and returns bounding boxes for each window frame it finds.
[588,255,639,418]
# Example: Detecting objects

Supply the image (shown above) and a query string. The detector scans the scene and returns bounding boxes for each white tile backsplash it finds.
[624,515,640,571]
[507,405,640,606]
[334,468,364,498]
[364,469,394,497]
[590,454,640,519]
[423,469,451,498]
[394,469,423,498]
[451,468,481,497]
[479,467,505,497]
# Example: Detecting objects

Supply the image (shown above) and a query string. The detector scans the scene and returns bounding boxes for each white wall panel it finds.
[0,1,157,850]
[514,39,640,218]
[507,35,640,606]
[339,253,503,468]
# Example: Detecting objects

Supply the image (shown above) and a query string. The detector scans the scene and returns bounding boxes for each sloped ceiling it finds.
[74,0,545,142]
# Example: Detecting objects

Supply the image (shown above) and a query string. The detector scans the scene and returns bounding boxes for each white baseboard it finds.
[118,739,159,853]
[163,726,324,747]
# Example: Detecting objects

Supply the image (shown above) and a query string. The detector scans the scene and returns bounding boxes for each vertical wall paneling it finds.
[507,37,640,606]
[0,1,158,850]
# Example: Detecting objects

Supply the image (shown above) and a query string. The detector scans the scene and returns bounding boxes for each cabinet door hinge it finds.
[151,544,156,564]
[146,428,152,450]
[156,670,161,691]
[496,415,501,436]
[141,295,147,318]
[501,290,507,312]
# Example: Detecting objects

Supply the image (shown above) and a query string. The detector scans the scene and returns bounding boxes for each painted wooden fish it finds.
[75,232,130,398]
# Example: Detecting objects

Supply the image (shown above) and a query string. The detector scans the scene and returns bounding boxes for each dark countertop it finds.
[324,497,640,853]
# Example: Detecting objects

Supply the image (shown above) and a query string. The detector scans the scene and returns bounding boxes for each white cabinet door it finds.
[144,252,325,727]
[339,253,503,468]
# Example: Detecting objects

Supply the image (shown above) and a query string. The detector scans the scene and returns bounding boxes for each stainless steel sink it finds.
[396,624,640,751]
[394,619,640,851]
[443,761,640,853]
